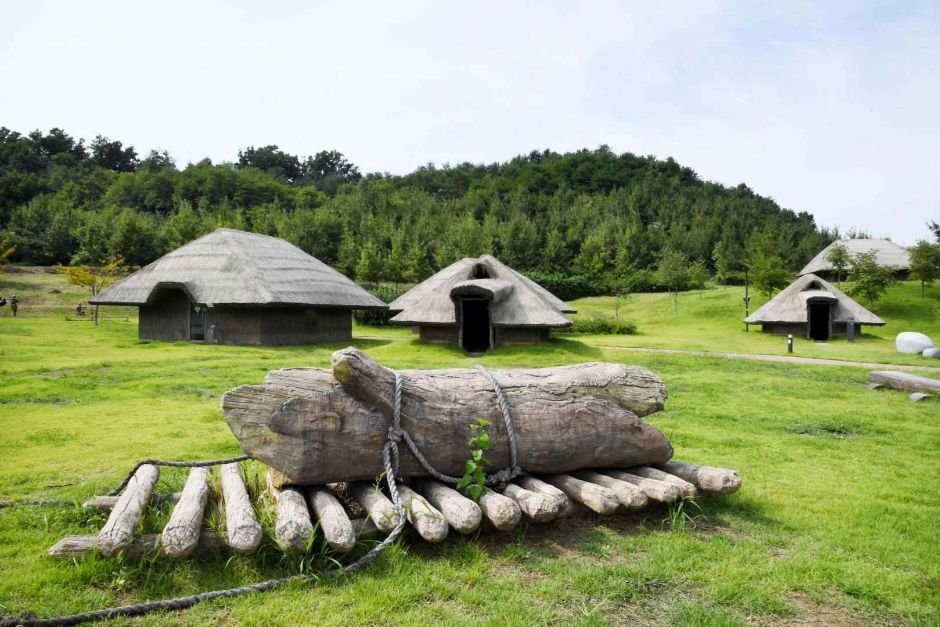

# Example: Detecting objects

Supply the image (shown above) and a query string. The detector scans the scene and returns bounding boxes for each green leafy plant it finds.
[455,418,491,501]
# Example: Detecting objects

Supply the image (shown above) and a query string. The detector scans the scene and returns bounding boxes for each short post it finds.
[743,269,750,333]
[846,316,855,342]
[787,334,793,353]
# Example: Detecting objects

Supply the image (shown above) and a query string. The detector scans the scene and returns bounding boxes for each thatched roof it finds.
[388,255,575,327]
[744,274,884,325]
[800,238,910,275]
[90,228,386,309]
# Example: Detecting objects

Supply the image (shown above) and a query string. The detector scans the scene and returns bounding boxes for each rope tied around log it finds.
[387,367,523,490]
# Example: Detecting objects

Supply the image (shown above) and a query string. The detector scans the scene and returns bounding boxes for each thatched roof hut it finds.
[800,238,910,278]
[388,255,574,351]
[745,273,884,340]
[91,228,385,345]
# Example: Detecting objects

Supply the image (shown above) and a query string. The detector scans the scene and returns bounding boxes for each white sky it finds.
[2,1,938,244]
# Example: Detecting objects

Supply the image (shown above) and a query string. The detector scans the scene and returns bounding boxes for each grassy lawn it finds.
[0,270,938,625]
[568,281,940,367]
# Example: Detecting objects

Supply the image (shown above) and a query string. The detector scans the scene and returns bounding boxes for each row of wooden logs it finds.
[49,460,740,559]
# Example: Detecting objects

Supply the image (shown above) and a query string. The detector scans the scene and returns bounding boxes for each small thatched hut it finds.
[90,228,385,345]
[744,273,884,340]
[800,238,910,279]
[388,255,574,352]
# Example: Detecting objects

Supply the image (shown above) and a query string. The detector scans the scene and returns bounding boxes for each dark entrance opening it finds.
[460,298,491,352]
[808,303,830,341]
[190,303,206,341]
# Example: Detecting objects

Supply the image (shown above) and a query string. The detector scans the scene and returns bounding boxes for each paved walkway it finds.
[593,345,940,373]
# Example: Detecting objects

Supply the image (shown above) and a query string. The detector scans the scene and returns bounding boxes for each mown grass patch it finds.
[0,274,938,625]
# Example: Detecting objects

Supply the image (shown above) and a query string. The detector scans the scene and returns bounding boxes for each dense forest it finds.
[0,126,833,292]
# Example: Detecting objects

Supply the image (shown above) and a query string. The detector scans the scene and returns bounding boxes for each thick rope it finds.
[388,367,522,489]
[0,366,517,626]
[0,456,253,510]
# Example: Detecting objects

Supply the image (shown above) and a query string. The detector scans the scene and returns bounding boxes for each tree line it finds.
[1,126,836,292]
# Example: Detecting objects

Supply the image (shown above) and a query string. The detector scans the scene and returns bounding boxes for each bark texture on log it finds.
[543,474,619,514]
[221,348,672,485]
[657,461,741,494]
[97,464,159,557]
[869,370,940,395]
[348,481,401,533]
[515,476,569,512]
[162,467,210,558]
[267,472,314,552]
[396,484,448,543]
[602,470,680,503]
[220,463,263,554]
[414,479,482,534]
[502,483,559,522]
[629,466,696,497]
[308,486,356,552]
[478,490,521,531]
[573,470,647,510]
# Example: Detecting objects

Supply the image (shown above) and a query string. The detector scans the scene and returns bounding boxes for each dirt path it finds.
[593,345,940,373]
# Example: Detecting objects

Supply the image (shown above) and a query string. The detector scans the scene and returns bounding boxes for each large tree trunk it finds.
[221,347,672,486]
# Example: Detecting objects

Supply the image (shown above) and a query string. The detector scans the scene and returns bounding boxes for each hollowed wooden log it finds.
[221,348,672,486]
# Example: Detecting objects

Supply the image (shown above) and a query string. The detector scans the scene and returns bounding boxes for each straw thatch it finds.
[91,229,385,309]
[745,274,884,326]
[799,238,910,276]
[388,255,574,327]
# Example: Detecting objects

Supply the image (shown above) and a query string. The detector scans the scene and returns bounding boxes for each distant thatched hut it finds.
[744,273,884,340]
[388,255,574,352]
[90,228,385,345]
[800,238,910,279]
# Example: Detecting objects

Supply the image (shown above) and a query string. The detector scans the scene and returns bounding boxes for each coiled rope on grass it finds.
[0,366,519,627]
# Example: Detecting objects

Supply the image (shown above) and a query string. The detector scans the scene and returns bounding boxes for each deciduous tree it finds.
[908,240,940,297]
[825,242,850,283]
[847,250,895,306]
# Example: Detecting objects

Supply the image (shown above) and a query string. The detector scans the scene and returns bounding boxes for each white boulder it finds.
[923,347,940,359]
[896,332,934,354]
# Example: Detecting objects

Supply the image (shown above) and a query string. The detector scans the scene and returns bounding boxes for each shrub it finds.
[353,283,410,326]
[559,316,637,335]
[520,271,610,301]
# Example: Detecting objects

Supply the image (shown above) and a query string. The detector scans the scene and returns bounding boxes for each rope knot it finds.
[484,466,522,490]
[387,426,405,443]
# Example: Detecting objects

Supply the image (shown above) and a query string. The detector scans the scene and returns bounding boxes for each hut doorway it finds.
[460,298,491,352]
[807,303,831,341]
[190,303,206,341]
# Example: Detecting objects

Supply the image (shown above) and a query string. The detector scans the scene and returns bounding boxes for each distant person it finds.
[76,302,86,316]
[9,295,18,317]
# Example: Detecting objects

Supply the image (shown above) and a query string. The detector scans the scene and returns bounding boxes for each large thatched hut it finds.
[744,273,884,340]
[90,228,385,345]
[800,238,910,279]
[388,255,574,352]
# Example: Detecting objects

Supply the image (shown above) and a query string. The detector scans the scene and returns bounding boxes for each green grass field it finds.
[0,269,938,625]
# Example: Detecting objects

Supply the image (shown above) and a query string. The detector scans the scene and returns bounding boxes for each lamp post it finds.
[787,334,793,353]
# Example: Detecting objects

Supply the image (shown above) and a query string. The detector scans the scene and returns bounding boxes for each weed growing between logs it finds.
[456,418,491,502]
